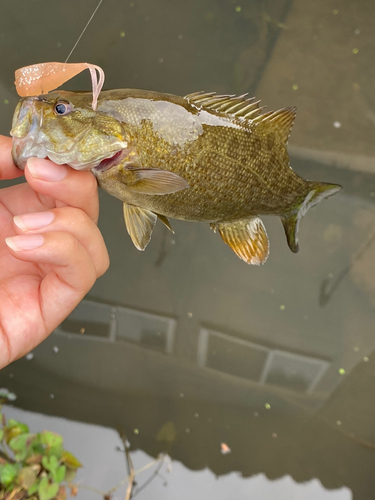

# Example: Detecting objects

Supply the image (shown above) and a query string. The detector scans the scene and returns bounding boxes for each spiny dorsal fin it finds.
[211,217,269,265]
[253,107,297,144]
[184,91,264,119]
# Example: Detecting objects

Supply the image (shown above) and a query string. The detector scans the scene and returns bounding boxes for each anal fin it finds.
[123,203,157,251]
[211,217,269,265]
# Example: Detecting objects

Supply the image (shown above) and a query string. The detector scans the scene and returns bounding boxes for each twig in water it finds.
[124,439,135,500]
[132,457,166,498]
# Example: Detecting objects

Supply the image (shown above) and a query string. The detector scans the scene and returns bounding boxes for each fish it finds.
[10,88,342,265]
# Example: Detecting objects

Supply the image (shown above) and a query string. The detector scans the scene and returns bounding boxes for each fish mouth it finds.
[92,149,128,173]
[13,145,127,172]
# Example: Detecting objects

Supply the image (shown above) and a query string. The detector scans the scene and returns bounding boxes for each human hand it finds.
[0,135,109,369]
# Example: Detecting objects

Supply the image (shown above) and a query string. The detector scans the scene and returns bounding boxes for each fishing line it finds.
[64,0,104,63]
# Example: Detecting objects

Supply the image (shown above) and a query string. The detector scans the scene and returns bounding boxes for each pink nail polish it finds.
[14,212,54,231]
[27,158,67,182]
[5,235,44,251]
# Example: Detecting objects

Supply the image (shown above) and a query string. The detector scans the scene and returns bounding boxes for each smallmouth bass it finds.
[11,88,341,264]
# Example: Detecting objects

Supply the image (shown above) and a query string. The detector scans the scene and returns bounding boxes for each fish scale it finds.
[11,88,342,265]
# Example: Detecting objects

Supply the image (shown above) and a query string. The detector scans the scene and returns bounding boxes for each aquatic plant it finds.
[0,401,81,500]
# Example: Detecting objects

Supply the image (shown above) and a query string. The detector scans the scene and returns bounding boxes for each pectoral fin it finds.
[121,168,189,195]
[211,217,269,265]
[123,203,157,250]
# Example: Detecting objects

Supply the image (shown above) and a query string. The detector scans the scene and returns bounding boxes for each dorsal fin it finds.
[184,91,264,119]
[184,92,296,141]
[253,107,297,144]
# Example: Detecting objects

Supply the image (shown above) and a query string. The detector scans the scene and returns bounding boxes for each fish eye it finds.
[53,101,72,116]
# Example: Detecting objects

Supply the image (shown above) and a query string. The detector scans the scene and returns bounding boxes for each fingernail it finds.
[14,212,55,231]
[27,158,68,182]
[5,235,44,251]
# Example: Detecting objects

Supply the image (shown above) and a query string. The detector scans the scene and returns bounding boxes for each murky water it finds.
[1,0,375,498]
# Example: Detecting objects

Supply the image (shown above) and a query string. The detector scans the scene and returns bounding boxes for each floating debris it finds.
[265,403,271,410]
[333,121,342,128]
[57,41,62,48]
[120,31,125,37]
[185,428,190,434]
[79,327,85,334]
[353,48,359,54]
[3,99,9,105]
[53,346,59,353]
[292,84,298,91]
[25,353,34,361]
[338,368,346,375]
[177,34,183,40]
[179,393,184,398]
[279,305,285,311]
[220,443,231,454]
[194,413,199,418]
[332,9,339,15]
[363,356,370,362]
[272,433,277,438]
[50,394,55,399]
[187,312,193,318]
[133,428,139,435]
[336,420,342,426]
[354,346,360,352]
[235,6,241,12]
[354,29,360,35]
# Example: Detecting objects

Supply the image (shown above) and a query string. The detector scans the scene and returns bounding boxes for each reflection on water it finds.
[1,0,375,498]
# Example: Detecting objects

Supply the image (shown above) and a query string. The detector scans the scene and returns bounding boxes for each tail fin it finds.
[281,181,342,253]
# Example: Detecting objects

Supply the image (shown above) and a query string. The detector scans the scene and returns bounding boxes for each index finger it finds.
[0,135,24,180]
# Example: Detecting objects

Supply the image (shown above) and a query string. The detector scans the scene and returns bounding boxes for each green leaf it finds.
[0,463,18,487]
[5,423,29,443]
[41,432,63,458]
[6,419,27,431]
[42,455,59,474]
[28,478,40,495]
[9,432,35,451]
[39,476,59,500]
[54,465,66,484]
[61,451,82,469]
[41,432,63,448]
[14,448,28,462]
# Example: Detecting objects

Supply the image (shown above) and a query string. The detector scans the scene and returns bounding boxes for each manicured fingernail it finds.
[27,158,68,182]
[5,235,44,251]
[14,211,54,231]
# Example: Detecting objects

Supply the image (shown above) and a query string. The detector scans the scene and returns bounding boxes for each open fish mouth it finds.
[12,143,127,172]
[91,149,128,172]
